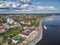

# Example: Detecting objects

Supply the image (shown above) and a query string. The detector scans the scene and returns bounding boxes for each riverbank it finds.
[36,15,60,45]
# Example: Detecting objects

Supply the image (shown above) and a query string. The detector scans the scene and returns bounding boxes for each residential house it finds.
[0,26,5,33]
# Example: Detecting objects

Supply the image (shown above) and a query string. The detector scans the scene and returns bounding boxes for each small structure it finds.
[11,35,21,44]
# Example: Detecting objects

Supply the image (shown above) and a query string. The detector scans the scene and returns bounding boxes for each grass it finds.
[0,27,22,41]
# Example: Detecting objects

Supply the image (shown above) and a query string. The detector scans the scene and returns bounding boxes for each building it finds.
[0,26,5,33]
[7,18,14,24]
[19,28,37,39]
[11,35,21,44]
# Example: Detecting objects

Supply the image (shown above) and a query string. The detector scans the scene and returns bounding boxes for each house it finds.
[14,22,20,27]
[25,21,31,25]
[21,21,25,24]
[0,26,5,33]
[3,23,11,29]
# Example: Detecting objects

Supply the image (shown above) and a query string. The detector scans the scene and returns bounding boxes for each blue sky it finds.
[31,0,60,6]
[0,0,60,14]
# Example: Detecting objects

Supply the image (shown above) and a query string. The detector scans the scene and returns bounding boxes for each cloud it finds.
[36,2,40,5]
[14,5,58,12]
[20,3,34,11]
[20,4,30,9]
[20,0,31,3]
[12,2,21,8]
[0,1,59,13]
[45,16,54,21]
[48,6,58,10]
[34,6,58,11]
[48,17,53,21]
[19,4,58,11]
[0,1,21,8]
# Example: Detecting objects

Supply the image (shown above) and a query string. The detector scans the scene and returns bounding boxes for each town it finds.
[0,15,48,45]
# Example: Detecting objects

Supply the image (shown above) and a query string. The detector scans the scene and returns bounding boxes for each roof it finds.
[21,29,34,36]
[12,35,21,41]
[0,27,3,31]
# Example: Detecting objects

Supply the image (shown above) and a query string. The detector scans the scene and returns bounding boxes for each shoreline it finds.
[17,19,43,45]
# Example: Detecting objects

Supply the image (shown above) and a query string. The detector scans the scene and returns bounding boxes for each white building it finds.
[7,18,14,24]
[19,29,38,40]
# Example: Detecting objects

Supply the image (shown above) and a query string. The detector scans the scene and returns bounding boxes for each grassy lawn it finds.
[0,27,22,41]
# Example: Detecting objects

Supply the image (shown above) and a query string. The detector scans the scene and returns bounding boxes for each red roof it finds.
[0,27,3,31]
[21,29,34,36]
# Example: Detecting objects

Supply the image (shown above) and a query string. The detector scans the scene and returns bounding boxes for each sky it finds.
[0,0,60,14]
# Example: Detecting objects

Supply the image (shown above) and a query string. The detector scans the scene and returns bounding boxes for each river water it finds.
[36,15,60,45]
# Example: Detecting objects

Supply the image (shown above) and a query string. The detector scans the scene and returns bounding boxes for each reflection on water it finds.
[36,15,60,45]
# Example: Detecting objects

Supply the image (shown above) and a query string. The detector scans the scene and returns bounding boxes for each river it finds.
[36,15,60,45]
